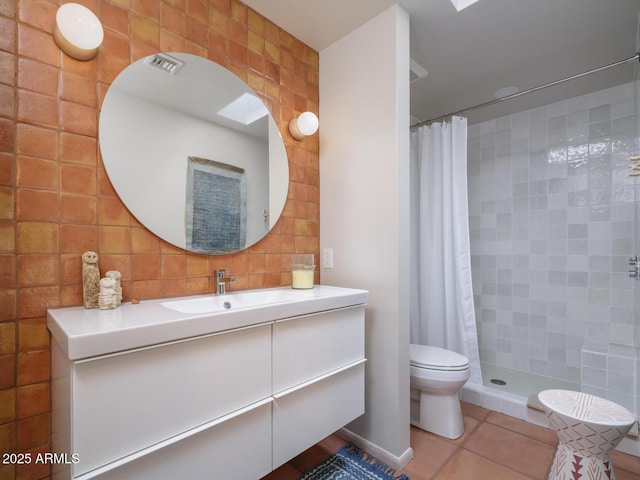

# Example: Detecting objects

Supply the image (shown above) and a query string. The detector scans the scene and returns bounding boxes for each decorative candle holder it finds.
[291,254,315,289]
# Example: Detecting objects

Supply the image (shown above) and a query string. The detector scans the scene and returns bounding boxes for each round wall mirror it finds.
[99,52,289,254]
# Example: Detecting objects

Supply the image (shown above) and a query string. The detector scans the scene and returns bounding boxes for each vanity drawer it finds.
[86,400,273,480]
[71,323,271,477]
[272,361,365,468]
[272,305,365,393]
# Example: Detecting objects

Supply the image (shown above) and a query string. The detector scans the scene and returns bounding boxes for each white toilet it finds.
[410,344,470,439]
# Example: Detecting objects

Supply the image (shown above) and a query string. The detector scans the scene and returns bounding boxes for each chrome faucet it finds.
[215,270,234,295]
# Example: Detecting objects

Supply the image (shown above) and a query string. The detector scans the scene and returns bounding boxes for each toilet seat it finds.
[410,344,469,371]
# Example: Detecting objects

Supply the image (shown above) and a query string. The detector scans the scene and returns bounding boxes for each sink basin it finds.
[160,289,305,314]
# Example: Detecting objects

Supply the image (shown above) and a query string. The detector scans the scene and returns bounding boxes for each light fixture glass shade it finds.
[54,3,104,61]
[289,111,319,140]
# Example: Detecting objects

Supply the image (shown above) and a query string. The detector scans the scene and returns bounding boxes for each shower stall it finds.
[465,63,640,419]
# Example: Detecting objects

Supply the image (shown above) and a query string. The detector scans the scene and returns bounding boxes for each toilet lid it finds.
[410,344,469,371]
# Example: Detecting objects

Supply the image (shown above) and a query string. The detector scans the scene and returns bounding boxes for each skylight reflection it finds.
[217,93,269,125]
[449,0,480,11]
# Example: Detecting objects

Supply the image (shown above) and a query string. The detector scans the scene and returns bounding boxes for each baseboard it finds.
[337,427,414,471]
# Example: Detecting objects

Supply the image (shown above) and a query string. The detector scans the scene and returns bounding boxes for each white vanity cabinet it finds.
[272,306,366,467]
[48,285,368,480]
[52,324,273,480]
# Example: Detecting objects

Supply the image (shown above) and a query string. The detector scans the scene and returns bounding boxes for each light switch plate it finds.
[322,248,333,268]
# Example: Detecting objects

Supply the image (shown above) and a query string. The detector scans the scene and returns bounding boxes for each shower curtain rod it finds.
[410,52,640,130]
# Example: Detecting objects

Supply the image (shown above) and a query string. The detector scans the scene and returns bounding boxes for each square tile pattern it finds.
[467,81,640,414]
[263,403,640,480]
[1,2,320,476]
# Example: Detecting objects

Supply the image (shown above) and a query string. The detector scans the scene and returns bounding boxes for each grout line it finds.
[456,414,541,480]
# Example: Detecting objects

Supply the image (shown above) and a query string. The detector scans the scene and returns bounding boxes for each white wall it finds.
[319,5,412,467]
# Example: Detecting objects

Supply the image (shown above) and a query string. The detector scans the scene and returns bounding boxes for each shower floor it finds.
[462,363,640,457]
[481,362,579,398]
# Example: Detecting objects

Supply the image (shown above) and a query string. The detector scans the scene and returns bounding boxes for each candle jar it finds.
[291,254,315,289]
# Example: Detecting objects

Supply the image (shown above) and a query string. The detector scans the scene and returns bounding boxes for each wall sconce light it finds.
[289,112,319,141]
[53,3,104,61]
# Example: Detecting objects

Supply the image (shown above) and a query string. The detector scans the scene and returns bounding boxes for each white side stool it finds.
[538,389,637,480]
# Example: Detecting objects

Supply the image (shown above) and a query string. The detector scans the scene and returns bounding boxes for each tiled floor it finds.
[263,402,640,480]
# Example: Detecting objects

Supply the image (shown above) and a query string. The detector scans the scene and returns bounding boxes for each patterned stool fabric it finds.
[538,389,636,480]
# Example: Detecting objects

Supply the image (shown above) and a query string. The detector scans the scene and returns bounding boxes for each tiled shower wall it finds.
[0,1,319,479]
[468,81,639,411]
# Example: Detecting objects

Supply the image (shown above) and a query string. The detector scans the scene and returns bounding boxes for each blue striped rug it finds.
[298,444,410,480]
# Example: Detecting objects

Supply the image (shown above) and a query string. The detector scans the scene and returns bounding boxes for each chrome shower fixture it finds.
[629,256,639,278]
[629,155,640,176]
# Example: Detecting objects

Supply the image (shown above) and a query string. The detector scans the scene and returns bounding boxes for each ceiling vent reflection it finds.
[144,53,185,75]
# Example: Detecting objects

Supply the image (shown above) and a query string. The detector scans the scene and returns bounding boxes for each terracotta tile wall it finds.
[0,0,319,478]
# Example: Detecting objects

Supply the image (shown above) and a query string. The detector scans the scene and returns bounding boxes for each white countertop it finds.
[47,285,368,360]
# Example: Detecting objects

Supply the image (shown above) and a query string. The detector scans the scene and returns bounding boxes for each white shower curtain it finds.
[410,116,482,385]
